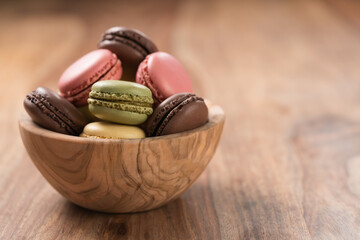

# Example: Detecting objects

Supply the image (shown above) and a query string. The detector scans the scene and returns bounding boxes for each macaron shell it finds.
[81,121,145,139]
[24,94,69,134]
[161,99,208,135]
[99,41,144,82]
[102,59,122,80]
[88,80,153,125]
[145,93,208,136]
[58,49,121,102]
[145,93,189,136]
[89,104,148,125]
[65,59,122,106]
[100,27,158,55]
[98,27,158,82]
[137,52,193,104]
[24,87,87,135]
[91,80,153,100]
[136,59,163,105]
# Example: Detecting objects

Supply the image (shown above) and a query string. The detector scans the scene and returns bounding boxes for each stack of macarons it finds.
[24,26,209,139]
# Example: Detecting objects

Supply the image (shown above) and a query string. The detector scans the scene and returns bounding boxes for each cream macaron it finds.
[80,121,145,139]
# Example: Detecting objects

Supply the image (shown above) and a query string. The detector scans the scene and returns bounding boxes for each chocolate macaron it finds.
[24,87,87,135]
[98,26,158,81]
[146,93,208,137]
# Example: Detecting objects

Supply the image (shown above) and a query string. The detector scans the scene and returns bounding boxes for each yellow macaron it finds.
[80,121,145,139]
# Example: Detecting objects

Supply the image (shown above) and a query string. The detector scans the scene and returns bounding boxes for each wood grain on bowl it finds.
[19,104,224,213]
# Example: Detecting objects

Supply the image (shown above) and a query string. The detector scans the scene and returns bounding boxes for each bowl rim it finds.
[19,103,225,144]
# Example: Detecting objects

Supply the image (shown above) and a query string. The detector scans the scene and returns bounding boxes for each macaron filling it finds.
[89,90,153,103]
[87,98,153,115]
[88,90,153,115]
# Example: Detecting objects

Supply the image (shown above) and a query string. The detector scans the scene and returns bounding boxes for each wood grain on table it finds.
[1,0,360,239]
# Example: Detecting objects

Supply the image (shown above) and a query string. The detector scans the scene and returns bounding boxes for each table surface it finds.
[1,0,360,239]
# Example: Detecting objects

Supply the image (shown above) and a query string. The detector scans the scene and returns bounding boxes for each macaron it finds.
[58,49,122,107]
[136,52,193,106]
[146,93,208,137]
[80,122,145,139]
[24,87,88,135]
[98,27,158,82]
[88,80,154,125]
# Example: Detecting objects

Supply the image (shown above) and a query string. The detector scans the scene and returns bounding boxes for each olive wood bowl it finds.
[19,103,225,213]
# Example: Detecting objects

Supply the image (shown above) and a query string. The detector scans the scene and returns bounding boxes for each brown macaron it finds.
[98,26,158,82]
[146,93,208,137]
[24,87,88,135]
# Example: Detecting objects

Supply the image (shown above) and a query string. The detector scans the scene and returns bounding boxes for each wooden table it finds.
[1,0,360,239]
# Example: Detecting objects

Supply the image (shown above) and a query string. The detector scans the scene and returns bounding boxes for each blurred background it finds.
[2,0,360,120]
[1,0,360,239]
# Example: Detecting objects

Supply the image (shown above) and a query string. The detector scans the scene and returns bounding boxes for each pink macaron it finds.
[136,52,193,105]
[58,49,122,107]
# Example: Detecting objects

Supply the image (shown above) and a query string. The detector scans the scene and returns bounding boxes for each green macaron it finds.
[88,80,153,125]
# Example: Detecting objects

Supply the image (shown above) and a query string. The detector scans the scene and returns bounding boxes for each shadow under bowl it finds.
[19,103,225,213]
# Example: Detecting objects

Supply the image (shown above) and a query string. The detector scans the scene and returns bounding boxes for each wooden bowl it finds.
[19,103,225,213]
